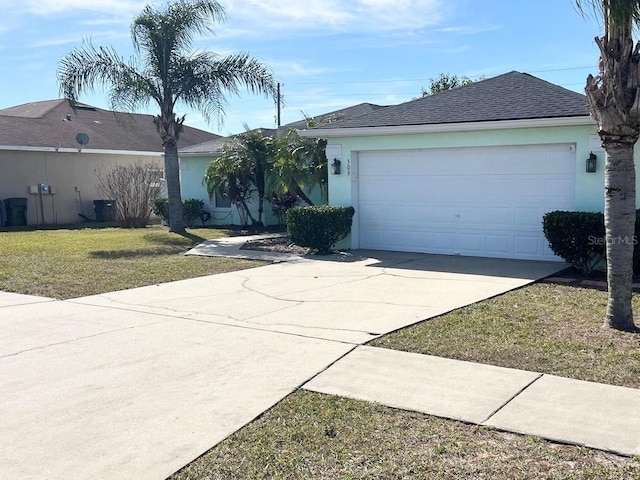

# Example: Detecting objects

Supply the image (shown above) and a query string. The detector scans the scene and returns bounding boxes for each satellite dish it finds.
[76,133,90,146]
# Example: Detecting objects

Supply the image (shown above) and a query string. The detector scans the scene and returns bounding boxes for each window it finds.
[213,191,231,209]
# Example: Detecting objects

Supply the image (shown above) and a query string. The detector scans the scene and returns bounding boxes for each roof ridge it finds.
[305,71,588,130]
[0,99,68,119]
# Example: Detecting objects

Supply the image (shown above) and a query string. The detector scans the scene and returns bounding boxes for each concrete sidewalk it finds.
[304,346,640,457]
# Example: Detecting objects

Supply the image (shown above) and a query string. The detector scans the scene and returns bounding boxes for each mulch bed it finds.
[543,266,640,291]
[239,236,313,256]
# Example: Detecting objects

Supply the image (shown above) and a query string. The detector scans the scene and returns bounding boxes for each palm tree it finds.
[58,0,277,233]
[576,0,640,332]
[203,150,257,226]
[269,124,329,206]
[204,128,273,226]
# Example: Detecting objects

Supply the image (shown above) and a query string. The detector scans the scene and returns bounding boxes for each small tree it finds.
[221,128,273,227]
[204,150,257,226]
[269,116,330,205]
[421,73,483,96]
[96,161,160,228]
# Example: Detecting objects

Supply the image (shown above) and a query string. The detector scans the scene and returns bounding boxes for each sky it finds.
[0,0,604,138]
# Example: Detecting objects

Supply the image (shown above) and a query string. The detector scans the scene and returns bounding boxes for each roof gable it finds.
[0,99,219,152]
[315,72,588,130]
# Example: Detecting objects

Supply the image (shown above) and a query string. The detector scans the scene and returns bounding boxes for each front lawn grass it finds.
[170,390,640,480]
[0,225,265,299]
[370,282,640,389]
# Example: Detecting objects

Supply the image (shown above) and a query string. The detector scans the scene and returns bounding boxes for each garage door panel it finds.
[545,177,574,198]
[358,144,576,261]
[485,235,511,256]
[431,232,458,253]
[485,179,516,200]
[459,234,486,253]
[486,207,513,226]
[514,236,543,257]
[514,208,542,228]
[433,206,459,224]
[458,206,485,224]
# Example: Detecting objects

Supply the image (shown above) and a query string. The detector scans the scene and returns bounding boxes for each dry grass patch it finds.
[0,226,265,299]
[371,283,640,388]
[170,391,640,480]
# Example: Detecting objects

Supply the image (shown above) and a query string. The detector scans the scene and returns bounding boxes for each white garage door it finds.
[357,144,576,261]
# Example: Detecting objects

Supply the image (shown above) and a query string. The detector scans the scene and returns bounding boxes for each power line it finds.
[290,65,597,86]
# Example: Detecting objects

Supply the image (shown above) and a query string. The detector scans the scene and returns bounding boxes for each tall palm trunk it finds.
[583,6,640,332]
[603,143,637,331]
[164,143,185,233]
[155,113,185,233]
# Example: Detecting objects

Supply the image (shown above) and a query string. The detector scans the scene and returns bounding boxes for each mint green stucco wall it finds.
[326,124,640,250]
[179,155,325,226]
[327,124,640,213]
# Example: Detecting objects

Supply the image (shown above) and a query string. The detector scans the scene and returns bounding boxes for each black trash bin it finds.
[94,200,116,222]
[0,199,4,227]
[5,198,28,227]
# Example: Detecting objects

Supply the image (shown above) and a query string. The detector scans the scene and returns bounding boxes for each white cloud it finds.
[28,30,130,49]
[220,0,445,35]
[4,0,145,16]
[267,60,341,78]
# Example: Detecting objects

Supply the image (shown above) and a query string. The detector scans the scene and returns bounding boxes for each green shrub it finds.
[544,210,640,278]
[542,211,606,275]
[153,197,170,223]
[153,197,205,228]
[182,199,205,227]
[286,206,355,254]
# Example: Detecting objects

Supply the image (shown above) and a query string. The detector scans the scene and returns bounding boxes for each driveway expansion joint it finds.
[480,372,544,424]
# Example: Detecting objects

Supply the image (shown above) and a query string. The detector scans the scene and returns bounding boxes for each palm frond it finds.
[58,42,159,111]
[168,52,277,125]
[131,0,226,62]
[576,0,640,25]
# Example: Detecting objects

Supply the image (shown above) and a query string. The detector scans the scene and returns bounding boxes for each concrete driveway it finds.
[0,252,562,480]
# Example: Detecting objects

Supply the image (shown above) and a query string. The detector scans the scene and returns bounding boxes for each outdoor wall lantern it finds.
[586,151,597,173]
[331,158,341,175]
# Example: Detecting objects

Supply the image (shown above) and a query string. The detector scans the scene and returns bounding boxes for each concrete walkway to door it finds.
[1,251,575,479]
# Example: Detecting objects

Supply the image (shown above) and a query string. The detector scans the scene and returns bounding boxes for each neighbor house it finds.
[0,99,218,226]
[299,71,628,262]
[178,104,385,226]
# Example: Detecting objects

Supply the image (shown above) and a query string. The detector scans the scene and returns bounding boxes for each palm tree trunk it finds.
[164,144,185,233]
[603,143,637,332]
[295,185,314,206]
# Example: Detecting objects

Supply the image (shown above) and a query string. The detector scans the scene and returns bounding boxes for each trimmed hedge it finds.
[542,211,605,275]
[286,206,355,254]
[153,198,205,228]
[543,210,640,277]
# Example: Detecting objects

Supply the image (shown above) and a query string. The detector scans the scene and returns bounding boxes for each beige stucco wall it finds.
[0,149,163,226]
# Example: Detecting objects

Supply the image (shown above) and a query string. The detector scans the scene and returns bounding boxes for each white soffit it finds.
[298,116,595,138]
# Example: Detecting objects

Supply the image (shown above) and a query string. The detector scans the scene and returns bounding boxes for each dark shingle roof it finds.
[0,99,219,151]
[179,128,277,155]
[283,102,386,130]
[314,72,588,130]
[179,103,388,154]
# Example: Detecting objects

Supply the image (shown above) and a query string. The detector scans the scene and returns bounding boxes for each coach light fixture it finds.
[586,151,597,173]
[331,158,341,175]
